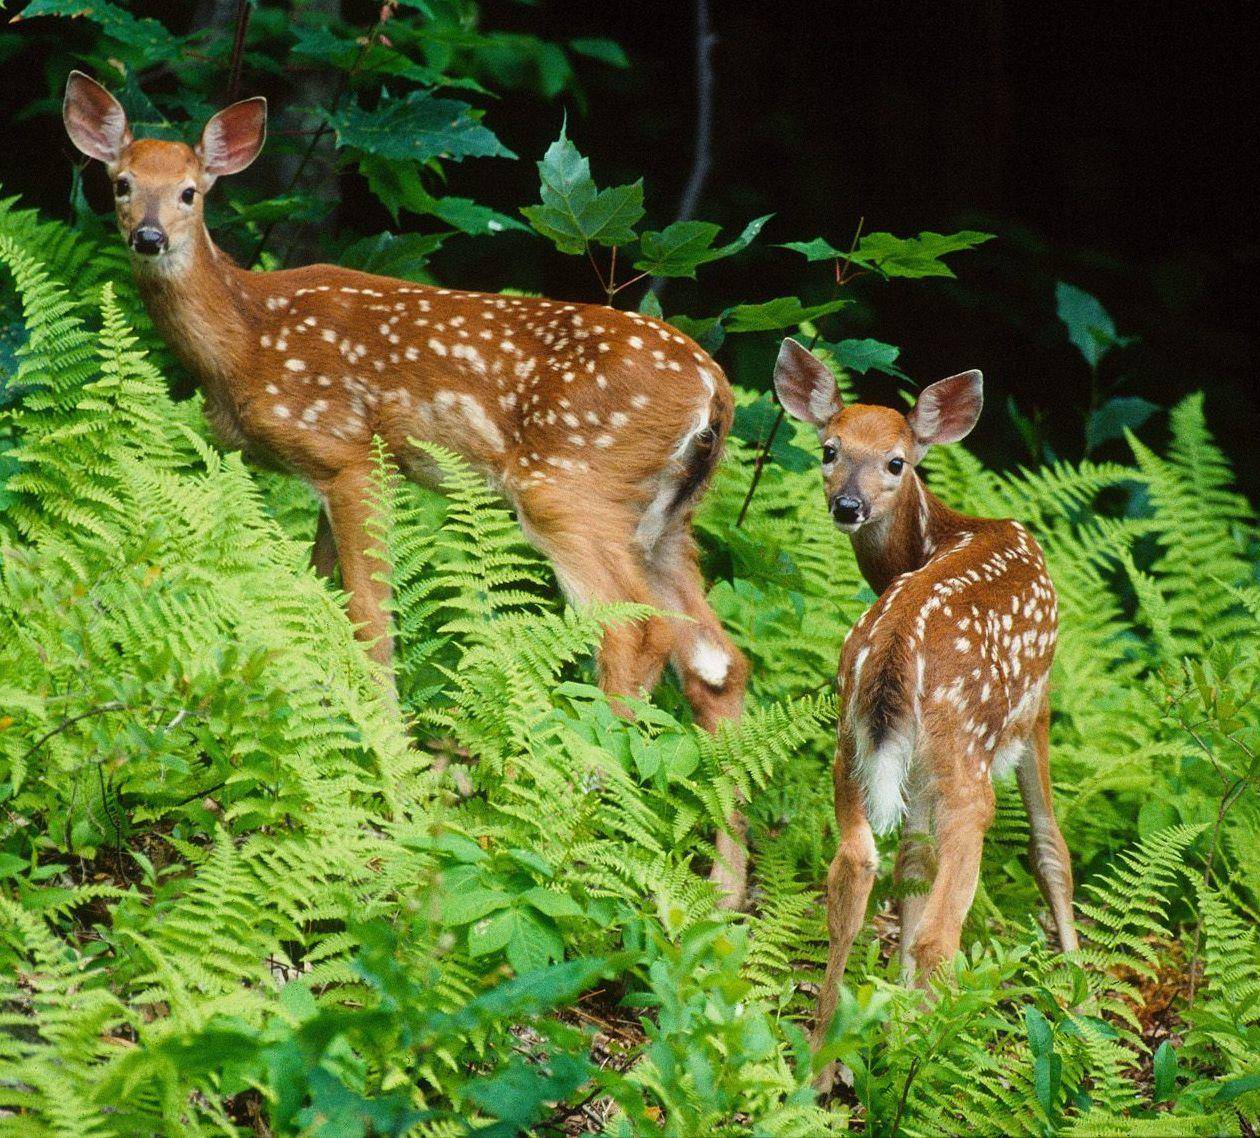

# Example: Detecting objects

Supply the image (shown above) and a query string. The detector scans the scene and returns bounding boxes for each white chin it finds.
[834,520,864,534]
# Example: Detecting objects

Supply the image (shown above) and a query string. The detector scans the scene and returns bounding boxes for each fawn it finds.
[772,340,1078,1076]
[63,72,752,904]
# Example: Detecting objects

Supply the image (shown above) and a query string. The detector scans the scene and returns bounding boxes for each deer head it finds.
[773,338,983,532]
[63,71,266,272]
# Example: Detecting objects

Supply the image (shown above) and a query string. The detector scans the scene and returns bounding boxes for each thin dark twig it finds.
[225,0,252,103]
[20,702,127,765]
[650,0,715,299]
[734,406,785,528]
[890,1055,921,1138]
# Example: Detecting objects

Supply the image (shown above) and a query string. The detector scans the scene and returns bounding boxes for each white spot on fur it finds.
[284,358,306,372]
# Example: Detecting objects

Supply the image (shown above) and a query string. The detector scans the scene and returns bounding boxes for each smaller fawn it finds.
[772,340,1078,1080]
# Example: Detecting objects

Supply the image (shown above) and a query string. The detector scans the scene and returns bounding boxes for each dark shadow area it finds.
[3,0,1254,491]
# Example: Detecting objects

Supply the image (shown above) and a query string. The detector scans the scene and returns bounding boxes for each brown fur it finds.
[772,341,1078,1089]
[63,72,753,905]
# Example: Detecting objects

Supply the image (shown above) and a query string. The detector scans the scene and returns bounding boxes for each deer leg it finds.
[894,777,936,983]
[648,524,750,908]
[517,490,672,703]
[812,741,878,1091]
[906,764,994,983]
[310,506,338,580]
[321,466,394,667]
[1016,699,1078,952]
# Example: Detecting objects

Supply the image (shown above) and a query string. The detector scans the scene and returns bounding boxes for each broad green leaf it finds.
[442,888,511,927]
[505,911,563,974]
[465,1052,594,1133]
[467,907,515,956]
[632,215,771,278]
[290,23,478,89]
[568,37,630,67]
[520,886,582,919]
[1056,281,1133,368]
[16,0,178,56]
[321,91,514,164]
[339,232,447,282]
[1214,1072,1260,1103]
[722,296,849,333]
[849,229,995,278]
[821,337,907,380]
[422,194,529,236]
[359,157,525,235]
[779,237,847,261]
[520,125,644,254]
[666,313,724,353]
[1152,1040,1178,1103]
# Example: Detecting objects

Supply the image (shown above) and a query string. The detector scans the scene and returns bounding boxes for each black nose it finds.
[131,226,167,255]
[830,495,865,525]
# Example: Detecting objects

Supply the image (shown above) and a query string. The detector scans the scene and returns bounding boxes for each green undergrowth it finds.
[0,200,1257,1136]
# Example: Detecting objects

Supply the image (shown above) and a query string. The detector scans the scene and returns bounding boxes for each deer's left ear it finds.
[197,97,267,178]
[907,370,983,458]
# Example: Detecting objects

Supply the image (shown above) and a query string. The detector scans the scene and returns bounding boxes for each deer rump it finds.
[838,521,1056,835]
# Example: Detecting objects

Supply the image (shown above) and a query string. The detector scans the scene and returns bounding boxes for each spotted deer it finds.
[63,71,752,904]
[772,340,1078,1077]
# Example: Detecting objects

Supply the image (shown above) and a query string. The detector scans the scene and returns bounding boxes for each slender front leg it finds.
[310,506,338,580]
[321,466,394,667]
[907,766,994,981]
[812,737,878,1091]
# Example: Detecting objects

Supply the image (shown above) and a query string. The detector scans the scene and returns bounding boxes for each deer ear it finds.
[907,370,983,457]
[63,71,132,167]
[773,338,843,428]
[197,97,267,177]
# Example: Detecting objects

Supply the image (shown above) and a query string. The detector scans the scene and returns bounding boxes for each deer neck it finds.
[850,472,969,595]
[132,226,258,403]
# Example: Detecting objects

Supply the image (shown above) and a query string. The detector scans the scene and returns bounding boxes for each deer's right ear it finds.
[773,338,842,428]
[197,97,267,178]
[63,71,132,167]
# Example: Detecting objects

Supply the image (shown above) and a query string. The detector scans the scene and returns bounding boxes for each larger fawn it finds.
[63,72,751,904]
[772,340,1078,1076]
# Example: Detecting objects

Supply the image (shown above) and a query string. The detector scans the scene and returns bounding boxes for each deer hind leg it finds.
[517,489,672,704]
[1016,698,1078,952]
[907,752,995,983]
[894,775,937,983]
[310,507,338,580]
[812,739,879,1091]
[648,523,750,908]
[320,465,394,667]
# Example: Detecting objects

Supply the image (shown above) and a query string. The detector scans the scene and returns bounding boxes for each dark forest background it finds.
[3,0,1256,494]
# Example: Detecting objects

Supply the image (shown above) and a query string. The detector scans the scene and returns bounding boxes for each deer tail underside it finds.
[848,632,917,834]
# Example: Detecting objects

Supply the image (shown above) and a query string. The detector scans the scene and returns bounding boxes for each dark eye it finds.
[180,187,196,205]
[114,177,130,197]
[822,443,838,464]
[888,457,905,475]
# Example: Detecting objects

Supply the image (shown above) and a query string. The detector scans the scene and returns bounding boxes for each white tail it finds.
[773,340,1078,1085]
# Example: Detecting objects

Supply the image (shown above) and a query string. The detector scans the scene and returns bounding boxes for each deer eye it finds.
[822,443,838,465]
[180,187,196,205]
[114,177,130,197]
[888,457,905,475]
